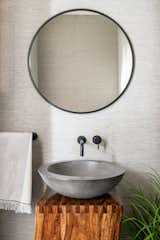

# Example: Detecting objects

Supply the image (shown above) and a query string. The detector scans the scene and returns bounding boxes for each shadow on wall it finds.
[32,139,44,204]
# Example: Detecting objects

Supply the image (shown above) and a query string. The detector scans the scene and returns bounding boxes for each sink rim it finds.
[38,160,125,181]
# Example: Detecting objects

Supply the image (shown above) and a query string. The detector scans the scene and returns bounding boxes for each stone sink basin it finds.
[38,160,125,199]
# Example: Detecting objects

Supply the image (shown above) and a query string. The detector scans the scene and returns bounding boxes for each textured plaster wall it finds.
[0,0,160,239]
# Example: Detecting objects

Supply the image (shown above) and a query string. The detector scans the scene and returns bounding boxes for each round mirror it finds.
[28,9,134,113]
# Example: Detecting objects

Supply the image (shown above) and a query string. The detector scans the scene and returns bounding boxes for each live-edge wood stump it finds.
[34,193,122,240]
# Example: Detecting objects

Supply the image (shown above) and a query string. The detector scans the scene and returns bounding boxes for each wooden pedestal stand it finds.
[34,193,122,240]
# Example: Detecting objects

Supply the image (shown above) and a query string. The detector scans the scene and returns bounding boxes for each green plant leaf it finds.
[122,171,160,240]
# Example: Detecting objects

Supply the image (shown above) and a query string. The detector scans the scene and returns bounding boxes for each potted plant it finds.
[121,171,160,240]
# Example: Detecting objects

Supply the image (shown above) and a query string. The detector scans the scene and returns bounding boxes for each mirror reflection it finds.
[28,10,134,113]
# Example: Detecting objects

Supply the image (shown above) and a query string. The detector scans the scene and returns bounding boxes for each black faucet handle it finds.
[92,135,102,149]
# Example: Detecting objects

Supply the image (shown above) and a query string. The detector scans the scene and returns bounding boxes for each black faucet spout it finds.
[77,136,87,157]
[80,141,84,157]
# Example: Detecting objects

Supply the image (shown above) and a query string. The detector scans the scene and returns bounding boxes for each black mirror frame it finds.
[27,8,135,114]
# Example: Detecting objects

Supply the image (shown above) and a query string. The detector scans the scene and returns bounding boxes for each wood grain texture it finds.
[34,194,122,240]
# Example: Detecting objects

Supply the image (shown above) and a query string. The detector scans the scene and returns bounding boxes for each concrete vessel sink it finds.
[38,160,125,199]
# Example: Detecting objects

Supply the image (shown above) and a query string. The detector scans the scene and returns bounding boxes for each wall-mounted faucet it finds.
[77,136,87,157]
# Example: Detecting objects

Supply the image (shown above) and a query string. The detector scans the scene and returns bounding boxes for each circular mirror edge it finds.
[27,8,135,114]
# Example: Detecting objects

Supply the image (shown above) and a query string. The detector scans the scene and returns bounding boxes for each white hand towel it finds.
[0,132,32,213]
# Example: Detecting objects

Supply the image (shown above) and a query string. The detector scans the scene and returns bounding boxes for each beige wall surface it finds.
[0,0,160,239]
